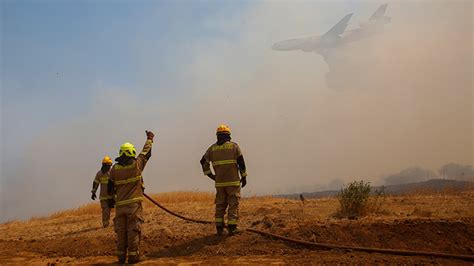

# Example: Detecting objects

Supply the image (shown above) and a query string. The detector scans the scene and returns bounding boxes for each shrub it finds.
[337,180,372,218]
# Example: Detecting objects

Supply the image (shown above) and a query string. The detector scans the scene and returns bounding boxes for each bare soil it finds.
[1,191,473,265]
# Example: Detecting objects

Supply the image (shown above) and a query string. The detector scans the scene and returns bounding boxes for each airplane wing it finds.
[369,4,388,21]
[323,13,353,37]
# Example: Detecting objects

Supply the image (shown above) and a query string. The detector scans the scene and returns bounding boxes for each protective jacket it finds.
[201,141,247,187]
[92,170,114,201]
[109,139,153,207]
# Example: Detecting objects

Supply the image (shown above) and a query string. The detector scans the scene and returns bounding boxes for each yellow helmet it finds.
[216,124,231,135]
[102,156,113,165]
[119,142,136,157]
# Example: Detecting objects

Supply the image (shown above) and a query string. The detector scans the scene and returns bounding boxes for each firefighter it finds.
[200,124,247,236]
[108,130,154,264]
[91,156,115,228]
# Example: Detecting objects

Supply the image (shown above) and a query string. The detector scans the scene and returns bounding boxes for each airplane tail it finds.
[369,4,391,24]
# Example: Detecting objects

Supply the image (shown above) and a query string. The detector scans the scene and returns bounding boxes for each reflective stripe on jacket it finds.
[110,139,152,207]
[201,141,246,187]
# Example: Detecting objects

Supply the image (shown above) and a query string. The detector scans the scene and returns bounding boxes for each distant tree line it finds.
[383,163,474,185]
[438,163,474,180]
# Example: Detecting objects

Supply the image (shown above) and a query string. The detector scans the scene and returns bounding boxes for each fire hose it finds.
[143,193,474,261]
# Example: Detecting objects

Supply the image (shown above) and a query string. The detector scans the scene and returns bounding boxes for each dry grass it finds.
[31,203,103,221]
[31,191,215,220]
[2,189,474,264]
[2,190,470,245]
[242,195,274,202]
[379,190,474,219]
[402,184,474,196]
[364,195,388,215]
[26,188,474,222]
[145,191,214,205]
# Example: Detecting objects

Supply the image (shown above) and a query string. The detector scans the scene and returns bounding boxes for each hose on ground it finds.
[144,193,213,225]
[245,228,474,261]
[143,193,474,262]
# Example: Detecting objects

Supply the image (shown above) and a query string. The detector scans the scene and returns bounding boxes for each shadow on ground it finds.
[148,234,225,258]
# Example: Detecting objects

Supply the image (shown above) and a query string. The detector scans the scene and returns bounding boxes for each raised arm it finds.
[137,130,154,171]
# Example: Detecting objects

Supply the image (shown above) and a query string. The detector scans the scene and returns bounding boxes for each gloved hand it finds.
[207,174,216,181]
[146,130,155,140]
[240,176,247,188]
[91,192,97,200]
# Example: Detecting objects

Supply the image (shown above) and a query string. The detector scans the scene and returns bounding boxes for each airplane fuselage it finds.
[272,35,345,53]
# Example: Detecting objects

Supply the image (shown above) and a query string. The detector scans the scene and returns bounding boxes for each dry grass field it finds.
[1,189,473,264]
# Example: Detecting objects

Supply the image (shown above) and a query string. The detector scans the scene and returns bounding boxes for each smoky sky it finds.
[1,1,472,222]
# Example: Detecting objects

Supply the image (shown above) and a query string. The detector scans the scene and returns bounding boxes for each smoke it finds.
[438,162,474,181]
[383,166,439,186]
[1,1,472,221]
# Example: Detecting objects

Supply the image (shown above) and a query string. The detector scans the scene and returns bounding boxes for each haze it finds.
[1,1,472,222]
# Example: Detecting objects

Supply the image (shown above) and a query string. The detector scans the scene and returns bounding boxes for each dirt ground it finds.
[1,191,474,265]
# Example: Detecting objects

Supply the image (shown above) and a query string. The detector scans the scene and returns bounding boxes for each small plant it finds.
[337,180,372,218]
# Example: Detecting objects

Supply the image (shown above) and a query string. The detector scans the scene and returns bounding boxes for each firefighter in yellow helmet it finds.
[108,130,154,264]
[91,156,115,228]
[200,124,247,236]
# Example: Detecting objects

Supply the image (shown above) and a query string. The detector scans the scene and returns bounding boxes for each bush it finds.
[337,181,371,218]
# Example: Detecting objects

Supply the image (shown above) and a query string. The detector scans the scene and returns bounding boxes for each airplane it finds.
[272,4,390,54]
[271,13,353,53]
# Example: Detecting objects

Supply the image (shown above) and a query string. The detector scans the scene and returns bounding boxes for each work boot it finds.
[227,224,243,236]
[128,254,146,264]
[117,257,126,264]
[216,225,224,236]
